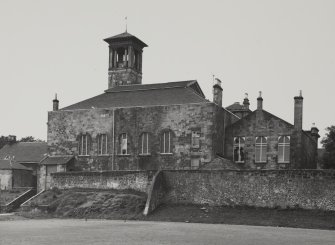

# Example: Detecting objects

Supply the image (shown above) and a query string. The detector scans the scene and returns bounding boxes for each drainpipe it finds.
[112,108,115,170]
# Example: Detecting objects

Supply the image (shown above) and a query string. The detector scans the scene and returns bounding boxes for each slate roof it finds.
[0,160,32,171]
[0,142,47,163]
[40,156,74,166]
[229,109,294,128]
[103,31,148,47]
[62,80,209,110]
[226,102,247,111]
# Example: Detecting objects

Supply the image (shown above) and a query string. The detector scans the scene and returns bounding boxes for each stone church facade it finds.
[47,32,238,172]
[46,31,319,173]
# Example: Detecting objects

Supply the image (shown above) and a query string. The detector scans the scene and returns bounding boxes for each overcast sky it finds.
[0,0,334,144]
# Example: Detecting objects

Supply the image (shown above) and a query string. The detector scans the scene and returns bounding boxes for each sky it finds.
[0,0,334,144]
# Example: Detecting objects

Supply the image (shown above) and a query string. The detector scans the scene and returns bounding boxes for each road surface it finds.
[0,219,334,245]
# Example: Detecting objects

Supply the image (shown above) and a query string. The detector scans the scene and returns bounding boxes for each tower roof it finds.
[104,31,148,48]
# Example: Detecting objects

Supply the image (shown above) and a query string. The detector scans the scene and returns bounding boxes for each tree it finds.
[19,136,43,142]
[321,126,335,169]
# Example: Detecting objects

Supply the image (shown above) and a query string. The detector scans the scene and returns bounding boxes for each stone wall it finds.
[50,171,154,193]
[162,170,335,211]
[48,103,233,171]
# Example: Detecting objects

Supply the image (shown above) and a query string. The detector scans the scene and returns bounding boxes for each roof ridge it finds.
[104,80,196,93]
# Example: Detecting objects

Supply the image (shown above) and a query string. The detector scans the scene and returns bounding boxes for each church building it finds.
[45,31,319,177]
[46,32,238,173]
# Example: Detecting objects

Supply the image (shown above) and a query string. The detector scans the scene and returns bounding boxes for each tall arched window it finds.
[278,136,290,163]
[161,130,172,154]
[120,133,128,155]
[139,132,150,155]
[255,136,267,163]
[97,134,108,155]
[234,137,245,163]
[78,134,91,156]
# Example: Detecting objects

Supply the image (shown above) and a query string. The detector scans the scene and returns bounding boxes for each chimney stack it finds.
[310,123,320,142]
[243,93,250,109]
[257,91,263,110]
[53,93,59,111]
[213,78,223,107]
[294,90,303,130]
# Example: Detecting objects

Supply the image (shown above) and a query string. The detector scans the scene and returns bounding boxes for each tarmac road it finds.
[0,219,334,245]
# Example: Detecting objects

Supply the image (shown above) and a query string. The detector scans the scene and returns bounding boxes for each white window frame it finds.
[98,134,108,155]
[79,134,89,156]
[233,137,245,163]
[255,136,267,163]
[140,132,150,155]
[278,136,290,163]
[161,131,172,154]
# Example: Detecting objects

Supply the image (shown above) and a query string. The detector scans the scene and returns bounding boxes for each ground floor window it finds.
[161,131,172,154]
[278,136,290,163]
[140,132,149,155]
[234,137,245,162]
[97,134,108,155]
[120,133,128,155]
[255,136,267,163]
[78,134,90,156]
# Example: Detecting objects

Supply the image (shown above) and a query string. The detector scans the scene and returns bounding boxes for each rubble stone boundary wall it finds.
[51,171,155,193]
[161,170,335,211]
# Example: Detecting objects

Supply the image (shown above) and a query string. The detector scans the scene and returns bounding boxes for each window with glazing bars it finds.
[161,131,172,154]
[278,136,290,163]
[255,136,267,163]
[97,134,108,155]
[234,137,245,162]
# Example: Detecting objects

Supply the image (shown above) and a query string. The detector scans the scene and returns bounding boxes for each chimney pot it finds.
[213,78,223,107]
[53,93,59,111]
[257,91,263,110]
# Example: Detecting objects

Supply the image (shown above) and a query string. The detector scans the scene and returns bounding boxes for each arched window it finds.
[161,130,172,154]
[255,136,267,163]
[234,137,245,163]
[278,136,290,163]
[97,134,108,155]
[120,133,128,155]
[139,132,150,155]
[78,134,91,156]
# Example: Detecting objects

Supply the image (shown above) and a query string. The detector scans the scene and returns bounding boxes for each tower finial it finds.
[55,93,57,100]
[125,16,127,32]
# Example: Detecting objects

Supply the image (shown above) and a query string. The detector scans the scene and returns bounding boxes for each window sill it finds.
[97,154,109,157]
[160,153,173,155]
[78,155,90,157]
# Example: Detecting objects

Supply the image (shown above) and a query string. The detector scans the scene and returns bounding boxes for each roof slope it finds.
[0,160,32,170]
[229,109,294,128]
[40,156,74,165]
[103,31,148,47]
[62,80,208,110]
[0,142,47,163]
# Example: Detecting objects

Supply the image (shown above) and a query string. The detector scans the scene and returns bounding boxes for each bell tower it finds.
[104,32,148,89]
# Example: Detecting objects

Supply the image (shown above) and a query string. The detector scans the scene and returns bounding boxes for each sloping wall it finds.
[50,171,154,193]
